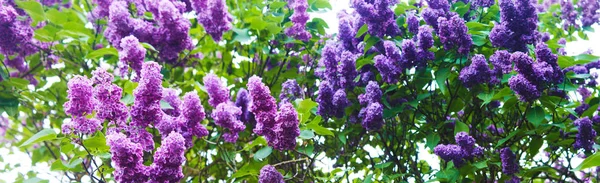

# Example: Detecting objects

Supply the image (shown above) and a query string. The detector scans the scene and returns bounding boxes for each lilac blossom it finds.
[574,117,597,151]
[272,102,300,151]
[106,132,149,183]
[148,132,186,183]
[259,165,284,183]
[212,102,245,142]
[203,73,230,108]
[285,0,311,41]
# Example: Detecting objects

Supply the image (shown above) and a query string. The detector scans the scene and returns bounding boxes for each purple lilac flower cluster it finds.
[578,0,600,27]
[285,0,311,41]
[500,147,519,175]
[351,0,400,38]
[248,76,300,150]
[118,36,146,79]
[148,132,186,183]
[374,41,403,83]
[561,0,579,30]
[106,132,149,182]
[459,54,497,87]
[129,62,164,151]
[437,15,472,55]
[193,0,233,41]
[315,41,353,118]
[573,117,597,151]
[203,73,245,142]
[279,79,303,103]
[156,90,209,147]
[358,81,384,130]
[103,0,193,63]
[508,44,563,102]
[259,165,285,183]
[235,89,255,125]
[92,68,128,133]
[489,0,538,52]
[62,76,102,135]
[434,132,484,167]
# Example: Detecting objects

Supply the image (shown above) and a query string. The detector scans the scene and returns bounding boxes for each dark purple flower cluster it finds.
[285,0,311,41]
[148,132,186,183]
[337,11,363,52]
[490,50,512,74]
[272,102,300,150]
[235,88,255,124]
[579,0,600,27]
[316,81,349,119]
[279,79,303,103]
[437,15,472,55]
[434,132,484,167]
[459,54,496,87]
[574,117,597,151]
[374,41,403,83]
[358,81,384,130]
[0,2,41,81]
[508,46,562,102]
[193,0,233,41]
[259,165,284,183]
[407,13,419,34]
[317,41,359,88]
[106,132,149,182]
[422,0,452,29]
[473,0,495,7]
[104,0,193,63]
[351,0,400,38]
[489,0,538,52]
[500,147,519,175]
[118,35,146,79]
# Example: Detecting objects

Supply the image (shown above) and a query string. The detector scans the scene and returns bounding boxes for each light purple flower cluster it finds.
[285,0,312,41]
[351,0,400,38]
[358,81,384,130]
[500,147,519,175]
[203,73,231,108]
[459,54,496,87]
[118,36,146,79]
[156,90,209,147]
[279,79,303,103]
[434,132,484,167]
[437,15,472,55]
[473,0,494,7]
[162,89,183,116]
[561,0,579,30]
[574,117,597,151]
[212,102,245,142]
[272,102,300,150]
[130,62,164,151]
[0,3,39,79]
[489,0,538,52]
[203,74,246,142]
[259,165,284,183]
[579,0,600,27]
[106,132,149,182]
[148,132,186,183]
[235,88,255,124]
[62,76,102,135]
[193,0,233,41]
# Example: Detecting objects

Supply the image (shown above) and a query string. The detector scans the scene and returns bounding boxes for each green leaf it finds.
[307,121,334,136]
[363,35,380,53]
[526,106,545,127]
[85,48,118,59]
[477,91,494,105]
[573,152,600,171]
[160,100,174,110]
[20,129,57,147]
[375,162,392,169]
[7,78,31,89]
[528,137,543,158]
[23,177,49,183]
[496,129,523,148]
[83,133,109,152]
[426,134,440,151]
[297,99,318,115]
[355,24,368,38]
[269,1,287,9]
[232,28,251,43]
[454,121,469,134]
[242,136,267,151]
[558,56,576,69]
[299,130,315,139]
[363,174,373,183]
[253,146,272,161]
[435,67,450,96]
[15,1,46,22]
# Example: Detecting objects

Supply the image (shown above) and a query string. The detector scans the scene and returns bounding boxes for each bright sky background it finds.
[2,0,600,182]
